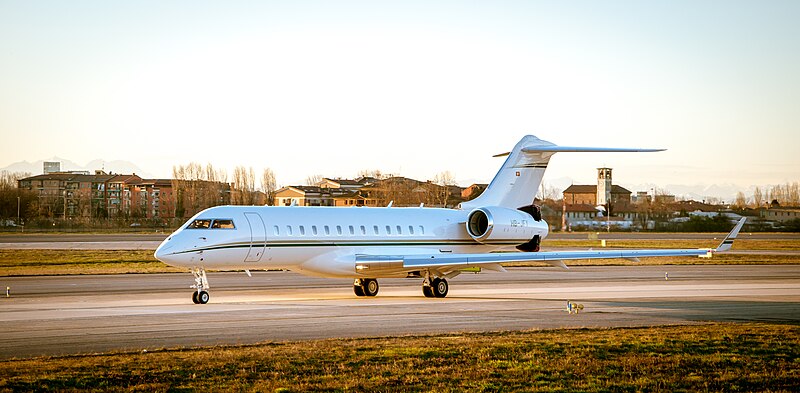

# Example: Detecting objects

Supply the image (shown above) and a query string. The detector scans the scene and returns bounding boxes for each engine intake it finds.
[466,206,546,244]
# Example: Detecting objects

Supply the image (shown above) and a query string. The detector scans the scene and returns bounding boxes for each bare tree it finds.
[537,182,561,201]
[766,182,800,207]
[261,168,277,206]
[433,171,456,207]
[734,191,747,209]
[0,171,34,223]
[305,174,324,186]
[753,186,763,208]
[357,169,387,180]
[172,162,230,218]
[232,166,256,205]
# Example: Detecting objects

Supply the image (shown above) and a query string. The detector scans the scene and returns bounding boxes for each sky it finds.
[1,0,798,197]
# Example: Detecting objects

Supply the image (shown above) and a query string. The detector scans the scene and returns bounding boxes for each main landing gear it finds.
[422,276,449,298]
[354,278,379,297]
[191,267,210,304]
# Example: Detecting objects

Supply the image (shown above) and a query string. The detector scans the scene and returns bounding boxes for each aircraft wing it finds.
[356,217,746,273]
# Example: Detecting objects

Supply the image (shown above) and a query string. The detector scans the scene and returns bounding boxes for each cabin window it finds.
[336,225,342,235]
[273,225,280,235]
[396,225,402,234]
[348,225,355,235]
[211,219,235,229]
[386,225,392,235]
[408,225,414,235]
[419,225,425,235]
[312,226,318,235]
[360,225,366,235]
[286,225,293,236]
[299,226,305,235]
[187,219,211,229]
[324,226,330,235]
[373,225,379,235]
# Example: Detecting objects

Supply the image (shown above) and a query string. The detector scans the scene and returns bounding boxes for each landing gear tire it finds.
[363,279,379,297]
[196,290,210,304]
[190,267,210,304]
[354,284,365,296]
[432,278,448,298]
[422,285,434,298]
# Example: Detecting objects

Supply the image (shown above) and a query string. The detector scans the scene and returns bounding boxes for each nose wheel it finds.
[192,290,210,304]
[190,267,210,304]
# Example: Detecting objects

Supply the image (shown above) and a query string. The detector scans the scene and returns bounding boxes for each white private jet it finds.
[155,135,746,304]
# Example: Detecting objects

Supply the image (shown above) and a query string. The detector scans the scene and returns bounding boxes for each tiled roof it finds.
[323,178,362,186]
[563,184,632,194]
[20,173,117,182]
[564,203,600,212]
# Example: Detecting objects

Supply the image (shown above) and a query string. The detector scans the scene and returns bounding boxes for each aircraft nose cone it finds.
[154,240,177,265]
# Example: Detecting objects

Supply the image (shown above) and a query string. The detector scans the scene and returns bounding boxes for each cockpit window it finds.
[187,219,212,229]
[187,219,235,229]
[211,219,235,229]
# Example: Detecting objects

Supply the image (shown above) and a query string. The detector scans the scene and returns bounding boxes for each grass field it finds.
[0,250,184,276]
[1,237,798,276]
[0,323,796,392]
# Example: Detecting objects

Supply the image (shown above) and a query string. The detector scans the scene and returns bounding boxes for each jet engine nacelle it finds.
[466,206,543,244]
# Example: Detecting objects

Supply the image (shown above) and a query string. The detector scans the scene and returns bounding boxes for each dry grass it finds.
[0,323,796,392]
[0,250,184,276]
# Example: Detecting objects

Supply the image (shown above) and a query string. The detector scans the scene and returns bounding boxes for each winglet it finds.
[715,217,747,252]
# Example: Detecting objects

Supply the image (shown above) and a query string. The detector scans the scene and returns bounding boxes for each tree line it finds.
[171,163,276,218]
[2,165,798,230]
[733,182,800,209]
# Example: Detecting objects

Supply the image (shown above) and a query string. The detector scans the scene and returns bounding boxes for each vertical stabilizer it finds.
[460,135,664,210]
[460,135,558,210]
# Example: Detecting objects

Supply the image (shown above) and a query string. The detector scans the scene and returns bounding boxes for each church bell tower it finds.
[597,167,612,207]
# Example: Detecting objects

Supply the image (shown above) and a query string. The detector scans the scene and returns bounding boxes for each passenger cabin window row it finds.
[187,219,236,229]
[272,224,426,237]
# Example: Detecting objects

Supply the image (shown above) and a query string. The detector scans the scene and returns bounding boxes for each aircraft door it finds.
[243,212,266,262]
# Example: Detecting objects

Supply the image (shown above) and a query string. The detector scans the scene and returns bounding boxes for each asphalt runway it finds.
[1,265,798,360]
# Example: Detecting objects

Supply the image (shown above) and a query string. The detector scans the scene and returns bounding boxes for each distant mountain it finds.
[1,158,154,178]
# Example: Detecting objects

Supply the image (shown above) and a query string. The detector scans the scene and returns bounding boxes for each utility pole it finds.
[17,196,20,226]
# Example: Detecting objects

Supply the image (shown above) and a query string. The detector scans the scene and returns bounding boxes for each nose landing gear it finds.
[191,267,210,304]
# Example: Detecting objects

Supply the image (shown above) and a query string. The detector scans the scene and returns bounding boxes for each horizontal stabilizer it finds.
[522,146,665,153]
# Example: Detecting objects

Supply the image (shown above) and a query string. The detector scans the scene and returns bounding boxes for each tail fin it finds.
[460,135,664,210]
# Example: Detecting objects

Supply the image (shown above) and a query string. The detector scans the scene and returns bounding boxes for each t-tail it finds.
[460,135,665,210]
